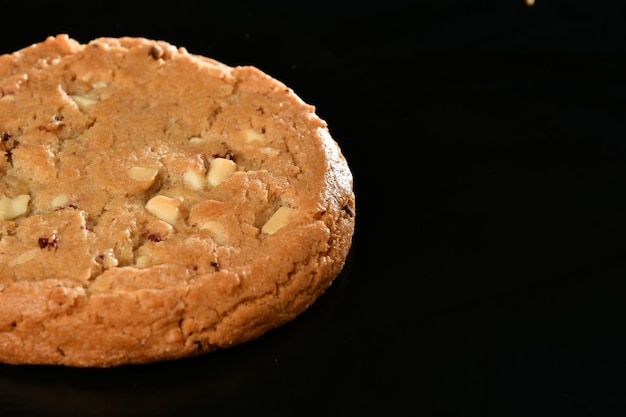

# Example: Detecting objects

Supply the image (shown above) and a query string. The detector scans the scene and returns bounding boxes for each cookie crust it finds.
[0,35,355,367]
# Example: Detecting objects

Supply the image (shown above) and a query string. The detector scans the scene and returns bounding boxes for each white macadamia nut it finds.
[128,166,159,182]
[183,169,205,190]
[135,255,153,268]
[207,158,236,187]
[90,275,113,292]
[70,94,99,109]
[51,194,69,209]
[99,250,119,269]
[188,136,208,144]
[0,194,30,220]
[145,195,182,225]
[261,206,294,234]
[200,220,228,245]
[243,128,265,143]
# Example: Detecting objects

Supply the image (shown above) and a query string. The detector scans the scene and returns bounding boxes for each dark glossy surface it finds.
[1,1,626,415]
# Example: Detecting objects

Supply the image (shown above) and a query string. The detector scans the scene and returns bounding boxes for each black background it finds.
[1,0,626,416]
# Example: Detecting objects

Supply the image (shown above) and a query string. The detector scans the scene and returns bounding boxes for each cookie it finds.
[0,34,355,367]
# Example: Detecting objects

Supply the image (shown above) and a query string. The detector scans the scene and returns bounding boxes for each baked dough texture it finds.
[0,35,355,367]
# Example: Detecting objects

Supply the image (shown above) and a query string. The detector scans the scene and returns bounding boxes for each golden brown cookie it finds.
[0,34,355,367]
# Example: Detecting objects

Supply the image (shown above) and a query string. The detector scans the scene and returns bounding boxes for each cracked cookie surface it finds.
[0,34,355,367]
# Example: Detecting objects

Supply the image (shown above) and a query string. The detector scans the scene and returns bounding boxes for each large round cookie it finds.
[0,34,355,367]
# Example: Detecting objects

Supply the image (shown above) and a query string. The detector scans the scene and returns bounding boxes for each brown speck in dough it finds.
[38,236,58,250]
[147,234,161,243]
